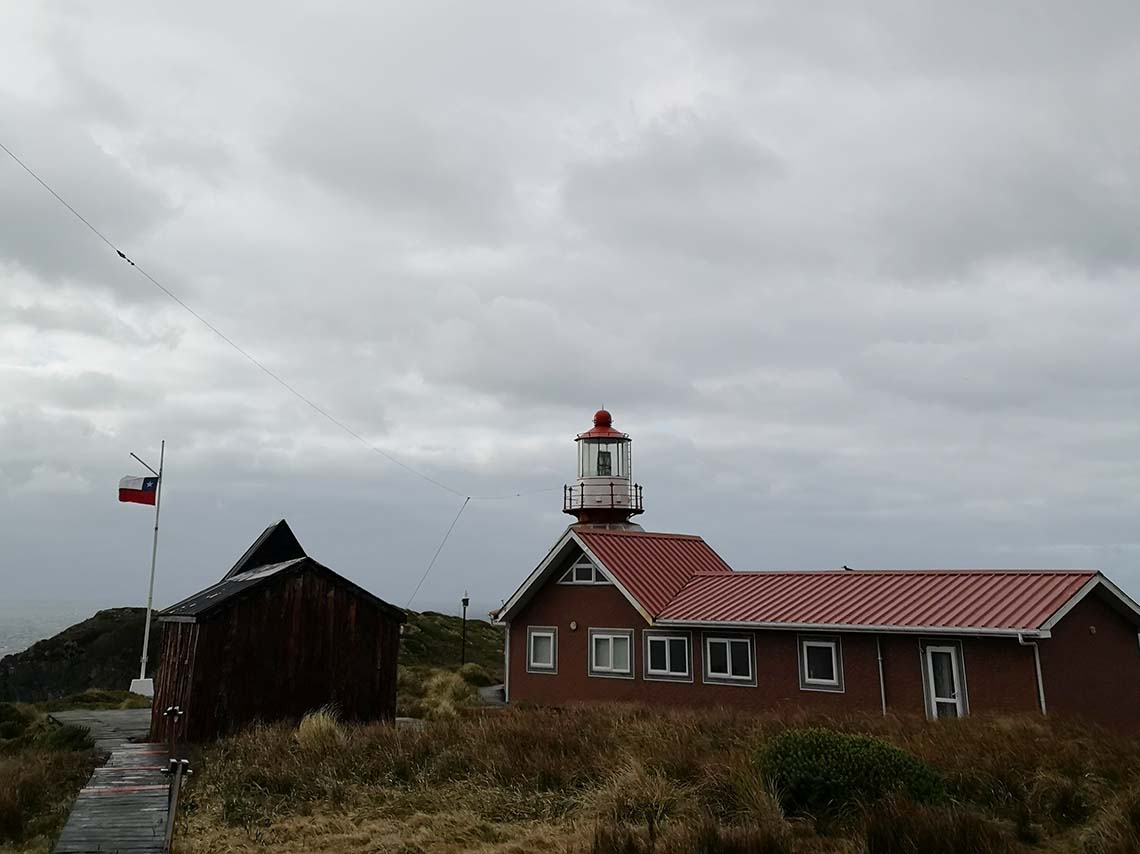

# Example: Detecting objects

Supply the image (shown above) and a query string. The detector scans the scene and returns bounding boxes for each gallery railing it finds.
[563,483,644,514]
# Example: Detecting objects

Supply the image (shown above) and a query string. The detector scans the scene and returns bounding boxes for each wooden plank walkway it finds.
[52,743,170,854]
[50,709,153,754]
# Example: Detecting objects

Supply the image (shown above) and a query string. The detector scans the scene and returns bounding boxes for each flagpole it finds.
[138,439,164,681]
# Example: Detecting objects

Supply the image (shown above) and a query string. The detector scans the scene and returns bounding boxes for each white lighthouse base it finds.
[129,678,154,697]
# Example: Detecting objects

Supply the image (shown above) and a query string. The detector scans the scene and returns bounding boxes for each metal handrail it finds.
[563,483,644,513]
[160,705,190,854]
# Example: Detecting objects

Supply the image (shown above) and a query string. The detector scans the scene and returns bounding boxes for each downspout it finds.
[876,635,887,716]
[1018,633,1047,716]
[503,623,511,704]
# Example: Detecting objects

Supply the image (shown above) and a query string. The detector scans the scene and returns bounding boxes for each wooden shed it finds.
[150,519,405,743]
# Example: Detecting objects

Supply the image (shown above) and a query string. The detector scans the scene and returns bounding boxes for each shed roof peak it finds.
[223,519,306,580]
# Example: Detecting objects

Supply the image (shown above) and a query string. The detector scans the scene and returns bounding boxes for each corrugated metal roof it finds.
[161,558,307,618]
[656,569,1098,631]
[575,529,732,617]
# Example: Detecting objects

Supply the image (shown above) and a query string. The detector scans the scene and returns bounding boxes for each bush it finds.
[760,727,944,815]
[0,704,32,727]
[37,724,94,753]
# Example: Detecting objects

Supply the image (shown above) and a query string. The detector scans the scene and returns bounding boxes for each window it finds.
[645,632,691,681]
[527,626,557,674]
[798,636,843,692]
[559,556,610,585]
[589,629,633,678]
[703,634,754,684]
[597,449,612,476]
[921,640,968,719]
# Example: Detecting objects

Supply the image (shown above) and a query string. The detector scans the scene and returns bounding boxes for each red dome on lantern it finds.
[576,409,627,441]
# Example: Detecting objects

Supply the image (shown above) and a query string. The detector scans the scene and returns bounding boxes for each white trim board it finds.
[1039,575,1140,632]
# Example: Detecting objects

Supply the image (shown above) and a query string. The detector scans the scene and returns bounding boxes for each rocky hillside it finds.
[0,606,504,702]
[0,608,161,702]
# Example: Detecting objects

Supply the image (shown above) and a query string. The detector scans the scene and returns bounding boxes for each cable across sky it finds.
[0,138,560,505]
[0,138,568,606]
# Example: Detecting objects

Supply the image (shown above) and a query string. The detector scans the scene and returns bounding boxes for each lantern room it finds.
[564,409,644,526]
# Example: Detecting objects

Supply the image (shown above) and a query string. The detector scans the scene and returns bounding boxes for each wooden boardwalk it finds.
[50,709,153,754]
[52,742,170,854]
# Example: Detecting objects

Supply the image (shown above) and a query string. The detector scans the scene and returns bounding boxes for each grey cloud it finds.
[2,1,1140,614]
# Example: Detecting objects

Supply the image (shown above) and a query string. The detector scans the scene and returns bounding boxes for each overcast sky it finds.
[3,1,1140,622]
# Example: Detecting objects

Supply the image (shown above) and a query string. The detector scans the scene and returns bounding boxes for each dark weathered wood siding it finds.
[151,569,400,742]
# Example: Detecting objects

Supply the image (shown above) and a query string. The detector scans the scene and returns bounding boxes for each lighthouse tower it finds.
[563,409,644,528]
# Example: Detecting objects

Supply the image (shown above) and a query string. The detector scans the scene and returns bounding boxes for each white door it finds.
[925,645,963,719]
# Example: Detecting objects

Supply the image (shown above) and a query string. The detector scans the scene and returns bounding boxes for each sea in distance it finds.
[0,600,111,658]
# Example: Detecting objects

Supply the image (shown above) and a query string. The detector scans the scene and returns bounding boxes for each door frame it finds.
[920,639,968,720]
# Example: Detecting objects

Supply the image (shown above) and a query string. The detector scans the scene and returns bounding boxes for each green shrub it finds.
[0,704,31,727]
[37,724,94,753]
[0,721,25,740]
[760,727,944,815]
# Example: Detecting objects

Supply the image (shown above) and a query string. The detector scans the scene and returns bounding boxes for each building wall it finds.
[1039,591,1140,732]
[509,575,1044,720]
[151,569,401,742]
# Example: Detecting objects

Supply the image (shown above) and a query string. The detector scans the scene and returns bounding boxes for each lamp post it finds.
[461,591,470,666]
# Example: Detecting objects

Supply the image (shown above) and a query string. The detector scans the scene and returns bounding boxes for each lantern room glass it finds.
[579,440,629,479]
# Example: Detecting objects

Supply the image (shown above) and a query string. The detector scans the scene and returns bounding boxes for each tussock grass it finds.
[178,707,1140,853]
[397,666,480,719]
[294,706,345,752]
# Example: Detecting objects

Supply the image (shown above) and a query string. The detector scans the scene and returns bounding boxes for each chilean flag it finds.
[119,475,159,505]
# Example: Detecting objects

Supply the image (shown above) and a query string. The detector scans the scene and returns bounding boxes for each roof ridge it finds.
[578,529,704,540]
[700,568,1101,576]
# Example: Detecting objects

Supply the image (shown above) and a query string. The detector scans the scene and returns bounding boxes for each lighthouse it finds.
[563,409,644,528]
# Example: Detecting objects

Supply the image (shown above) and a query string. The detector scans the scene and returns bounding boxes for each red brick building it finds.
[495,411,1140,731]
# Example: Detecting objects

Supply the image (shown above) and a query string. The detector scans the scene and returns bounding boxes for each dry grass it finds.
[175,707,1140,853]
[0,730,97,854]
[294,706,345,753]
[398,667,480,719]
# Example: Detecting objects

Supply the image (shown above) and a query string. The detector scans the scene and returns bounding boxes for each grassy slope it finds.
[398,610,504,677]
[177,707,1140,853]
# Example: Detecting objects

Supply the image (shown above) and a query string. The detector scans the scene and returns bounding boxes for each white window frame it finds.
[588,628,634,679]
[558,556,611,585]
[644,631,692,682]
[921,640,968,719]
[526,626,557,674]
[702,633,756,686]
[798,635,843,692]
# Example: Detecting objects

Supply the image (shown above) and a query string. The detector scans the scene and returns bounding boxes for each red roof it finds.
[657,569,1098,631]
[575,529,731,617]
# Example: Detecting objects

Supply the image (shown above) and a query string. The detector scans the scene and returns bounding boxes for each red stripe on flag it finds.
[119,488,157,505]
